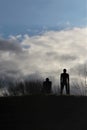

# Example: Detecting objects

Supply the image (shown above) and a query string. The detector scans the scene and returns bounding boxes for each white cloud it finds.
[0,27,87,85]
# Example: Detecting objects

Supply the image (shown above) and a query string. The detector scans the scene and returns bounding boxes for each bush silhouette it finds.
[8,80,43,96]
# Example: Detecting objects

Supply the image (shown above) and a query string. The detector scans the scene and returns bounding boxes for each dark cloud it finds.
[58,54,78,61]
[70,63,86,77]
[46,52,77,61]
[0,60,22,80]
[0,39,22,53]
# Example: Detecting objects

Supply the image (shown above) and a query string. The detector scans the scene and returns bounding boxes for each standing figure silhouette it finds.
[43,78,52,94]
[60,69,70,95]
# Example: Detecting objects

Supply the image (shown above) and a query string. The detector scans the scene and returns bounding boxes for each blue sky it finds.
[0,0,87,36]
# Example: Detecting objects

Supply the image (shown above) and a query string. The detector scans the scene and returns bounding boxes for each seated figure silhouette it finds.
[60,69,70,95]
[43,78,52,94]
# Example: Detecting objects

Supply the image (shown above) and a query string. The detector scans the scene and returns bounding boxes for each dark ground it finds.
[0,95,87,130]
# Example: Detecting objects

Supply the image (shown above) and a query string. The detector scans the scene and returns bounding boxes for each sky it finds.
[0,0,87,92]
[0,0,87,36]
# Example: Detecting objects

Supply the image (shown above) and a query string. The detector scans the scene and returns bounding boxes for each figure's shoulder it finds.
[49,81,52,84]
[66,73,69,76]
[61,73,64,77]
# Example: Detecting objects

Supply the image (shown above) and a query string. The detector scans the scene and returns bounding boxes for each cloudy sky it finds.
[0,0,87,86]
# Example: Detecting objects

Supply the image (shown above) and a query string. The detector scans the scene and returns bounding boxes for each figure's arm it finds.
[60,74,62,86]
[68,74,70,86]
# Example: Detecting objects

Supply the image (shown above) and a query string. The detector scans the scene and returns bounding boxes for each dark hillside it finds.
[0,95,87,130]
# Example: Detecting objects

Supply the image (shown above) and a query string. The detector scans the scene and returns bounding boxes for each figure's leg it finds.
[68,84,70,95]
[66,84,70,95]
[60,83,64,95]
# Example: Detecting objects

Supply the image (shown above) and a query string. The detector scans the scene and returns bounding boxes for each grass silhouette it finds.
[0,77,85,96]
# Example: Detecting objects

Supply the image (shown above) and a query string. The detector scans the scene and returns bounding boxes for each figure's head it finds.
[63,69,67,73]
[46,78,49,81]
